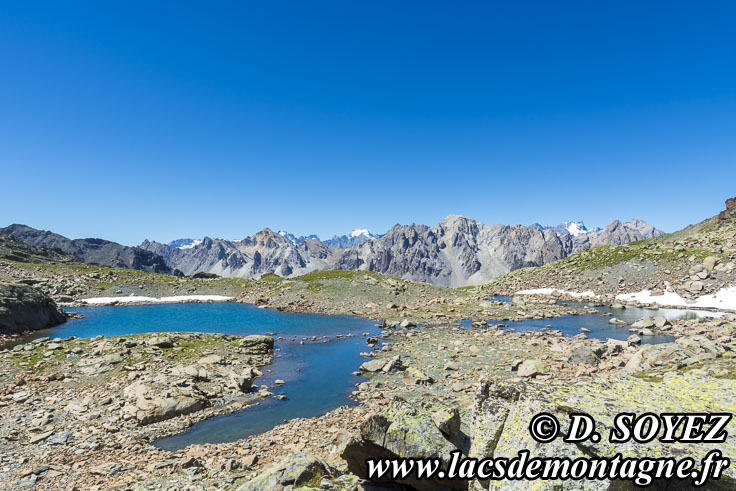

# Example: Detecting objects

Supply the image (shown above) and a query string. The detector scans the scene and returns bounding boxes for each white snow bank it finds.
[515,288,598,298]
[616,287,736,311]
[81,295,233,305]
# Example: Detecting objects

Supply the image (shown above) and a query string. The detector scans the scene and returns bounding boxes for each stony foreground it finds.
[0,332,275,489]
[0,302,734,490]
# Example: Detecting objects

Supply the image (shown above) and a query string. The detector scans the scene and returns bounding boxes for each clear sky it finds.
[1,1,734,245]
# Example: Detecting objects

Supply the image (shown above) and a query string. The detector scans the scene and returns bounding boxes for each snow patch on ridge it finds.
[515,288,597,298]
[81,295,233,305]
[616,287,736,311]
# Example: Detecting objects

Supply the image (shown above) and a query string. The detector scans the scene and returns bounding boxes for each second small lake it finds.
[465,301,722,345]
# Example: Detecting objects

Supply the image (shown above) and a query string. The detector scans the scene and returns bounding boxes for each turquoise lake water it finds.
[25,302,377,449]
[463,301,719,345]
[13,299,718,449]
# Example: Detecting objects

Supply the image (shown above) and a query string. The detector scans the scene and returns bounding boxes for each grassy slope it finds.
[486,215,736,294]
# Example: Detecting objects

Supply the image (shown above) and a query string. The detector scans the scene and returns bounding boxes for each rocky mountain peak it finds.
[440,214,473,226]
[719,197,736,222]
[250,228,287,248]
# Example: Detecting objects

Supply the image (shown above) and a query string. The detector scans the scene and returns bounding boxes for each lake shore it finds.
[1,298,734,489]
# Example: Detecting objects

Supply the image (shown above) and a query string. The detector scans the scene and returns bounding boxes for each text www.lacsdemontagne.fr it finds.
[366,449,730,487]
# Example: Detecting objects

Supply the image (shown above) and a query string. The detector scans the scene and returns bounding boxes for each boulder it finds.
[122,382,208,425]
[147,336,174,348]
[360,359,387,372]
[653,316,670,328]
[46,432,73,445]
[0,282,67,334]
[469,383,513,470]
[516,359,547,377]
[403,366,434,385]
[627,334,642,346]
[381,355,406,373]
[568,347,600,365]
[605,338,627,355]
[687,281,704,293]
[240,335,275,354]
[399,319,416,328]
[631,318,654,329]
[170,364,211,381]
[236,452,329,491]
[703,256,719,271]
[341,398,465,491]
[227,367,260,392]
[624,349,646,374]
[129,393,207,425]
[432,407,461,438]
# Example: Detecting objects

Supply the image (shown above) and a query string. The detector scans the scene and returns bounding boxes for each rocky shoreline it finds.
[0,331,279,489]
[0,293,734,489]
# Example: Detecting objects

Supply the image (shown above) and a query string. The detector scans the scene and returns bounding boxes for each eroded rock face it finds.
[0,281,67,334]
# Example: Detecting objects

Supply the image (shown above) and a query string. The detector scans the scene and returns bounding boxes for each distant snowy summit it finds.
[169,238,202,249]
[277,231,320,246]
[272,228,381,248]
[324,229,381,248]
[530,221,601,237]
[166,229,380,249]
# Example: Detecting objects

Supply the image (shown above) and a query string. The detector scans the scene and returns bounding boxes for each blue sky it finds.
[1,1,734,245]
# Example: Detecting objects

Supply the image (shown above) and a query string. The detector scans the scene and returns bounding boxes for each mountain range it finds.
[0,224,179,275]
[1,218,662,287]
[273,229,382,248]
[138,216,663,287]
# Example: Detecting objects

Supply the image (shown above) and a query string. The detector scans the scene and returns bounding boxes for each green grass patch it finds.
[259,273,284,282]
[296,270,367,282]
[631,372,663,383]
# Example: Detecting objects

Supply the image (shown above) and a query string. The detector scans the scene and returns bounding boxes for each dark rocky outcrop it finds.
[0,234,73,264]
[0,282,67,334]
[1,224,179,275]
[191,272,220,279]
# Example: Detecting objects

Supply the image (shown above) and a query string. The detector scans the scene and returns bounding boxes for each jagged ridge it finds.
[140,216,662,286]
